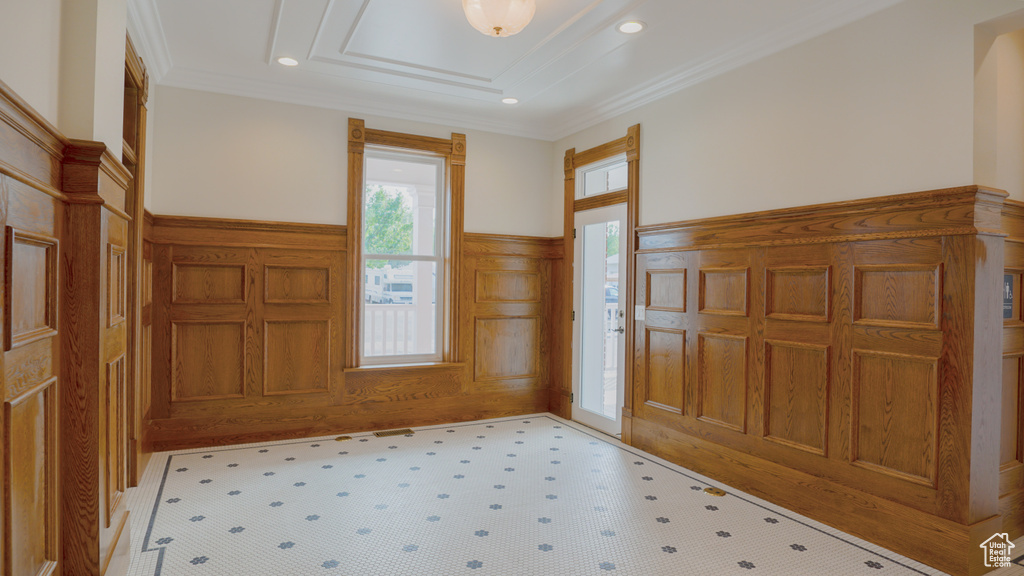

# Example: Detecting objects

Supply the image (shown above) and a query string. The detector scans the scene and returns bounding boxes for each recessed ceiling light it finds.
[502,97,519,104]
[617,21,646,34]
[277,57,299,67]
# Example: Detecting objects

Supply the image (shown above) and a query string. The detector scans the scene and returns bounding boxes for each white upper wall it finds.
[149,86,556,236]
[0,0,127,154]
[554,0,1024,227]
[0,0,63,125]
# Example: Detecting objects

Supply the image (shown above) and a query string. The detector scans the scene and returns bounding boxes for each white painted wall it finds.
[0,0,127,154]
[0,0,63,125]
[554,0,1024,226]
[996,30,1024,201]
[981,28,1024,201]
[142,83,157,211]
[149,86,556,236]
[59,0,127,154]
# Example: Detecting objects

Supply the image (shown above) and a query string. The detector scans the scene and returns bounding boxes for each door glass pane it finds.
[363,259,437,358]
[580,220,620,418]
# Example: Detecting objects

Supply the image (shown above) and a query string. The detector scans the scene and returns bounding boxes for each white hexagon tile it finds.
[124,414,954,575]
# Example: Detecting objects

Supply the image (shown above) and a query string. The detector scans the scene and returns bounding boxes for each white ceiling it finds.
[128,0,904,141]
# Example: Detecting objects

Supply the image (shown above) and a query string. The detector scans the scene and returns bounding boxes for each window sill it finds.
[344,362,466,374]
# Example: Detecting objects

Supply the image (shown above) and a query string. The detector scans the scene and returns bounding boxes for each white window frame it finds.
[360,147,447,365]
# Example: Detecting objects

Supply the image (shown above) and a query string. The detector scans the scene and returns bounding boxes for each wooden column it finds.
[61,140,131,576]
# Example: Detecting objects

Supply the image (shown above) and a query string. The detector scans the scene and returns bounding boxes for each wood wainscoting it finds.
[0,79,134,575]
[145,218,561,450]
[0,79,64,576]
[632,186,1005,576]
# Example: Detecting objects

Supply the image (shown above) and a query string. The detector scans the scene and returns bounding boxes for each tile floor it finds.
[122,414,1015,575]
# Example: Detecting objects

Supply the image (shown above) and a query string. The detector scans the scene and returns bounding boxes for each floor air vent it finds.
[374,428,414,438]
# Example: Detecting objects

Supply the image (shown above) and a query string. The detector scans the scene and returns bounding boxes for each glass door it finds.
[572,203,627,436]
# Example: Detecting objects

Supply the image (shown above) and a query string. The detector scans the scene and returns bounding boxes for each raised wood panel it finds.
[142,259,152,306]
[172,263,246,304]
[5,227,58,350]
[852,350,938,486]
[764,340,829,455]
[473,317,539,381]
[105,356,125,528]
[263,320,329,395]
[644,328,684,413]
[646,270,686,311]
[265,266,329,304]
[696,333,747,431]
[765,266,830,322]
[699,268,748,316]
[3,377,58,576]
[172,322,245,401]
[141,323,151,418]
[854,265,940,329]
[107,243,125,327]
[475,271,540,302]
[1002,354,1023,467]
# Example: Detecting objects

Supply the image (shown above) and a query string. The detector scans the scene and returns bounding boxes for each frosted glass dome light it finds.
[462,0,536,38]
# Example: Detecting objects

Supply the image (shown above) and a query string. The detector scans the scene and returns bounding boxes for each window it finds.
[576,155,628,199]
[361,149,444,361]
[347,119,465,367]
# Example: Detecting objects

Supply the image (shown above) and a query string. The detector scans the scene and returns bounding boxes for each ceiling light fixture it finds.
[617,21,646,34]
[502,97,519,104]
[277,57,299,66]
[463,0,536,38]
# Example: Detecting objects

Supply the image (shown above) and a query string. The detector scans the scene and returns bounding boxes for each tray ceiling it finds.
[129,0,904,140]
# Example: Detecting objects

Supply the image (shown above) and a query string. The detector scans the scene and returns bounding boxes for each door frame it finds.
[560,125,640,442]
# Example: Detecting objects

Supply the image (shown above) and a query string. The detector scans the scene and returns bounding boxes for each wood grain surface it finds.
[631,187,1009,576]
[145,216,561,449]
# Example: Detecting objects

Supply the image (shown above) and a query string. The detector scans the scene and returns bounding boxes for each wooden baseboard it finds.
[548,388,571,419]
[631,418,993,575]
[147,390,548,451]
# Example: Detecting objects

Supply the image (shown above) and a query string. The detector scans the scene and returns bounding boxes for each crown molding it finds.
[138,0,905,142]
[545,0,906,140]
[127,0,173,82]
[159,67,550,141]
